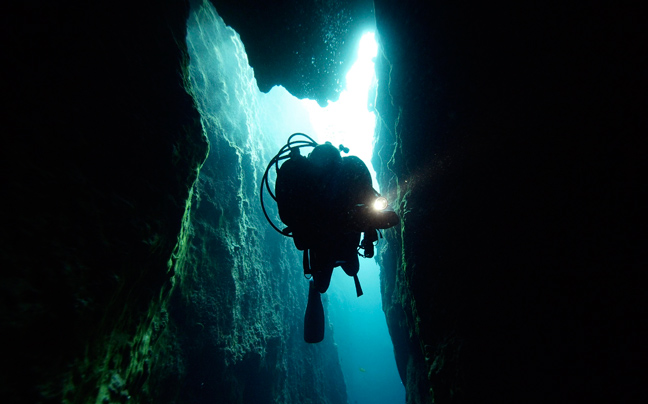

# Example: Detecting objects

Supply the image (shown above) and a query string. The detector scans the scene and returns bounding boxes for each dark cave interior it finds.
[1,0,644,403]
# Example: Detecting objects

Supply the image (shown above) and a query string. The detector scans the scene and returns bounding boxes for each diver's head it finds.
[309,142,342,170]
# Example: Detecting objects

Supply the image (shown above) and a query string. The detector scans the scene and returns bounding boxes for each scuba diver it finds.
[260,133,399,343]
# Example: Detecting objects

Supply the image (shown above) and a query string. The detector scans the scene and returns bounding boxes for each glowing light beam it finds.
[301,32,379,189]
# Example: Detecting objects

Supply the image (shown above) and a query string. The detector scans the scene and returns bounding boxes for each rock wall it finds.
[209,0,375,105]
[1,1,208,402]
[371,1,645,403]
[4,0,643,403]
[1,1,347,403]
[146,2,347,403]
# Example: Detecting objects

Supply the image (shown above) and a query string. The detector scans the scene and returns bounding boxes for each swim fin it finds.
[304,279,325,343]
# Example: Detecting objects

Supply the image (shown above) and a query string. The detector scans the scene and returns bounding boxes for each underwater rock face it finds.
[2,0,347,403]
[1,1,208,402]
[146,2,347,403]
[208,0,375,106]
[371,1,645,403]
[3,0,643,403]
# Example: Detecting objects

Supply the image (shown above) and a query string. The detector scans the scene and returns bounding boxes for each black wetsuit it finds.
[276,148,377,293]
[308,155,375,292]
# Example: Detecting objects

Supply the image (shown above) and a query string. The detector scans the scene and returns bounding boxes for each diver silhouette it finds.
[261,133,399,343]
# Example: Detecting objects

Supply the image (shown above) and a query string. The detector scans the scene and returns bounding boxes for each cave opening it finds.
[300,31,379,187]
[185,2,403,403]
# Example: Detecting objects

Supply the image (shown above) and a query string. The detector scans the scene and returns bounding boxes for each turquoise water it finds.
[186,1,404,402]
[327,259,406,404]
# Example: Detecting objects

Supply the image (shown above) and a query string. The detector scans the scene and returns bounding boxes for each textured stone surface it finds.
[0,1,346,403]
[371,1,645,403]
[153,3,347,402]
[1,1,208,402]
[3,0,644,403]
[208,0,375,105]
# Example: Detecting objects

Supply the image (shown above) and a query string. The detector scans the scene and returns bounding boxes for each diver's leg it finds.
[340,253,359,277]
[312,266,334,293]
[340,233,360,276]
[339,239,363,297]
[304,279,325,343]
[310,248,335,293]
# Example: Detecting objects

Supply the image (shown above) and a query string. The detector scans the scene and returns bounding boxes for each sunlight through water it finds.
[186,4,403,401]
[301,32,380,190]
[303,32,406,404]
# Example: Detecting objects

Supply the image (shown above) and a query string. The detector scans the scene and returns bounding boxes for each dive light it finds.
[373,196,388,211]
